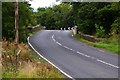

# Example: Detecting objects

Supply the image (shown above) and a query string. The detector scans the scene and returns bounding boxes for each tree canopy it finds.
[2,2,120,42]
[2,2,37,42]
[36,2,120,37]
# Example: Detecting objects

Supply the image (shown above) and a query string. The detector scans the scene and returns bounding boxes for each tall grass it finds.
[2,41,64,78]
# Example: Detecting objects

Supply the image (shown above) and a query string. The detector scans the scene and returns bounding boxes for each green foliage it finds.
[71,2,120,36]
[37,3,73,30]
[2,2,37,42]
[95,24,105,38]
[111,18,120,34]
[2,2,15,40]
[74,34,119,54]
[76,3,96,34]
[3,2,120,41]
[97,3,118,34]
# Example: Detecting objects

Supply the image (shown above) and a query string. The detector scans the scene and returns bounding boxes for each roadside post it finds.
[72,25,77,35]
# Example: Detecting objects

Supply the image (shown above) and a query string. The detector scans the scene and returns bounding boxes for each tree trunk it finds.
[15,0,19,44]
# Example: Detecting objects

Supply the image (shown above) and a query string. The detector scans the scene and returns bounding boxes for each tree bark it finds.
[15,0,19,44]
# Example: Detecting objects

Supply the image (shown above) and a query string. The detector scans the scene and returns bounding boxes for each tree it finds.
[15,0,19,44]
[97,3,118,35]
[2,2,34,42]
[36,3,73,30]
[72,3,97,35]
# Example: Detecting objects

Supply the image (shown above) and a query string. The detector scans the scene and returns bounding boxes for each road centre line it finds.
[52,35,119,69]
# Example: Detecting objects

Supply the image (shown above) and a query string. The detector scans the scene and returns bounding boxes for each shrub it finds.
[95,24,105,38]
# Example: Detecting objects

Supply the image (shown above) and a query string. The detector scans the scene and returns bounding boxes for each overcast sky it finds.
[28,0,61,12]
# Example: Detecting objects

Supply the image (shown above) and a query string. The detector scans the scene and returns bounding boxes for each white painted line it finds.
[52,35,56,42]
[70,49,73,51]
[27,37,74,79]
[52,35,54,39]
[64,46,71,50]
[84,55,90,58]
[52,35,119,69]
[64,46,68,49]
[56,42,59,44]
[96,59,119,69]
[57,43,62,46]
[76,51,85,56]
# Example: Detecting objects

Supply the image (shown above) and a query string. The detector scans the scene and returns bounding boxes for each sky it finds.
[28,0,61,12]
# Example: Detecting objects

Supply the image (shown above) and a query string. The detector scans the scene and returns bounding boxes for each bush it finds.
[111,18,120,35]
[95,24,105,38]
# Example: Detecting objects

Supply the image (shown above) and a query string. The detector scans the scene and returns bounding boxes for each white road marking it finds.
[96,59,119,69]
[58,43,62,46]
[27,37,74,79]
[52,35,119,69]
[77,51,87,56]
[84,55,90,58]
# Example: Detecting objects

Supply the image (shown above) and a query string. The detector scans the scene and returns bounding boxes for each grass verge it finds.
[74,34,119,55]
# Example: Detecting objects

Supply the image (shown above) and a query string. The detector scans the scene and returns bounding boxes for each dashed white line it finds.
[52,35,119,69]
[96,59,119,69]
[58,43,62,46]
[77,51,87,56]
[84,55,90,58]
[70,48,73,51]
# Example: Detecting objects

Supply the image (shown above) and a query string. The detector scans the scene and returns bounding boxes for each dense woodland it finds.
[36,2,120,37]
[2,2,120,42]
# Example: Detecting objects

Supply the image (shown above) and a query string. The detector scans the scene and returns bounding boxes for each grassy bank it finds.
[74,34,119,55]
[2,41,64,78]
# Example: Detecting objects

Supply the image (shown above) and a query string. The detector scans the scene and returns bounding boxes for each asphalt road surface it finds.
[28,30,119,78]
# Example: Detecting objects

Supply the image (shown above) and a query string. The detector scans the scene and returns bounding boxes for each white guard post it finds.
[72,26,77,35]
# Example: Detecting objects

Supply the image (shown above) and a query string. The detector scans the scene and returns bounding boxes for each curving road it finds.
[28,30,118,79]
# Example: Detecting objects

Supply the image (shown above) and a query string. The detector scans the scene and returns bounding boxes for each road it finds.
[28,30,118,78]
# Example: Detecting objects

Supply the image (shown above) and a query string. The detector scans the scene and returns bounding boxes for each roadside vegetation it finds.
[2,40,64,78]
[74,34,119,55]
[2,2,65,78]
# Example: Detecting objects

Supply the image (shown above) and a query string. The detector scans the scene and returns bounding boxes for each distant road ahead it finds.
[28,30,118,78]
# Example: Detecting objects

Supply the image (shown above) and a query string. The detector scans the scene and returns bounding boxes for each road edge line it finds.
[27,37,75,79]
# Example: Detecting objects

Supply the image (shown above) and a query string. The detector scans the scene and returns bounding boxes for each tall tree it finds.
[15,0,19,44]
[2,2,34,42]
